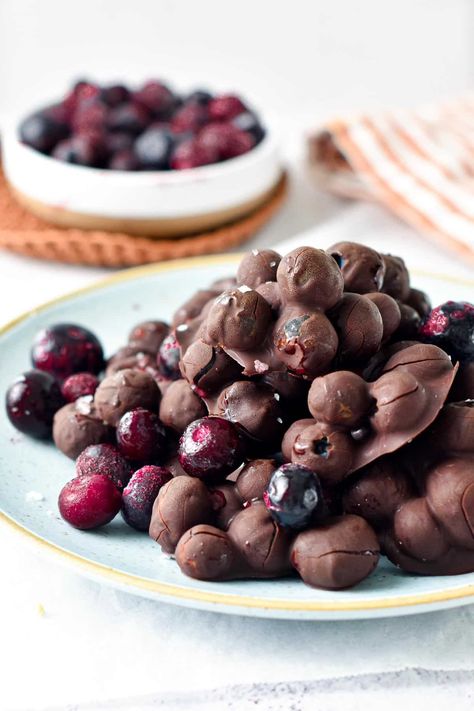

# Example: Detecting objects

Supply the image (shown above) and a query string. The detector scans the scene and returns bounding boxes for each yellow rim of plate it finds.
[1,252,474,614]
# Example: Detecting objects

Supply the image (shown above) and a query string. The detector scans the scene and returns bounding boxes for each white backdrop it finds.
[0,0,472,123]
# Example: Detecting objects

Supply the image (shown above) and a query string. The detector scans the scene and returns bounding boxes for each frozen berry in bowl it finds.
[134,127,174,169]
[208,94,247,121]
[100,84,130,107]
[107,102,149,135]
[108,149,140,171]
[58,473,122,530]
[31,323,104,381]
[158,333,181,380]
[61,372,99,402]
[116,408,167,462]
[133,80,176,118]
[170,138,218,169]
[52,134,107,167]
[178,416,246,481]
[264,463,325,529]
[170,103,208,134]
[419,301,474,362]
[19,111,69,153]
[76,443,131,491]
[122,465,172,531]
[5,369,64,439]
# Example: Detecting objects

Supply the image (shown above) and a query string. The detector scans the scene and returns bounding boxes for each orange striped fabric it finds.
[307,95,474,263]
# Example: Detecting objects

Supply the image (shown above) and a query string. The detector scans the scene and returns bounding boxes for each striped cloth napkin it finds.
[307,94,474,263]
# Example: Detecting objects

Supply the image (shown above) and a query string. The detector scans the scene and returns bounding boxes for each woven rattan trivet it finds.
[0,170,287,267]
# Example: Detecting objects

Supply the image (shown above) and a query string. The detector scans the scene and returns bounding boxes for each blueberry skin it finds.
[232,112,265,144]
[19,112,69,153]
[134,128,175,169]
[264,463,324,529]
[185,90,213,106]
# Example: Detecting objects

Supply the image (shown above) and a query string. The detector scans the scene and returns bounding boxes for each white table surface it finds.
[1,154,474,711]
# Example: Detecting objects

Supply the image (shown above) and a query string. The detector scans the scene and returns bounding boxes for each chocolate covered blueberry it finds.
[178,416,245,481]
[128,320,169,354]
[94,369,161,427]
[264,463,325,529]
[277,246,344,310]
[290,422,355,484]
[53,400,113,459]
[172,289,220,328]
[395,303,421,339]
[328,242,385,294]
[365,293,401,342]
[206,288,272,351]
[291,515,380,589]
[235,459,277,503]
[236,249,281,288]
[211,482,243,529]
[6,370,64,439]
[281,418,314,461]
[331,293,383,362]
[149,476,214,553]
[159,379,207,433]
[406,288,431,318]
[175,525,241,580]
[180,340,243,396]
[308,371,372,427]
[228,502,293,576]
[274,310,338,378]
[216,380,284,443]
[381,254,410,301]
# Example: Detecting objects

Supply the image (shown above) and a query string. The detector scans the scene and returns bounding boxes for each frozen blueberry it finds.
[134,127,174,169]
[178,416,246,481]
[264,463,325,529]
[122,464,172,531]
[19,111,69,153]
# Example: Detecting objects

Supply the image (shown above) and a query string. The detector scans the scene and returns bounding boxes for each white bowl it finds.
[2,123,283,237]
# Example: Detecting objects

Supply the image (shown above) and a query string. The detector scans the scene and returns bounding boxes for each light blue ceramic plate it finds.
[1,254,473,620]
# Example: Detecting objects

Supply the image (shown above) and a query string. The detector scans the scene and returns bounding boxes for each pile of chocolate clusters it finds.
[19,79,264,171]
[5,242,474,590]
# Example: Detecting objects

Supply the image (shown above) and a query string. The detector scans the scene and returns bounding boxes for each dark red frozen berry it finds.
[208,94,247,122]
[5,369,64,439]
[178,416,245,481]
[264,463,325,529]
[419,301,474,362]
[71,98,109,133]
[170,103,208,134]
[122,464,172,531]
[170,138,218,169]
[197,122,254,160]
[31,323,104,381]
[63,80,100,116]
[133,81,176,118]
[116,408,167,462]
[75,443,131,491]
[100,84,130,107]
[52,134,107,167]
[58,474,122,530]
[61,372,99,402]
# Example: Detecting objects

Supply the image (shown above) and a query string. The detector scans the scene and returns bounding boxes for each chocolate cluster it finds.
[9,241,473,592]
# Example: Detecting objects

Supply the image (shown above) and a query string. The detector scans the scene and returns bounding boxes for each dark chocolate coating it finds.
[382,254,410,301]
[365,292,401,342]
[53,400,113,459]
[149,476,213,554]
[175,525,240,580]
[281,418,314,461]
[235,459,277,502]
[290,421,354,484]
[216,380,284,443]
[392,498,449,561]
[228,503,293,576]
[394,303,421,339]
[263,370,310,417]
[95,368,161,426]
[406,288,431,318]
[237,249,281,288]
[343,457,415,528]
[128,320,169,353]
[255,281,282,313]
[308,371,372,427]
[274,309,338,378]
[159,379,207,433]
[327,241,385,293]
[331,293,383,362]
[172,289,220,328]
[290,515,380,589]
[423,401,474,456]
[106,351,155,376]
[206,288,272,351]
[276,246,344,311]
[180,340,243,396]
[425,457,474,550]
[211,483,243,529]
